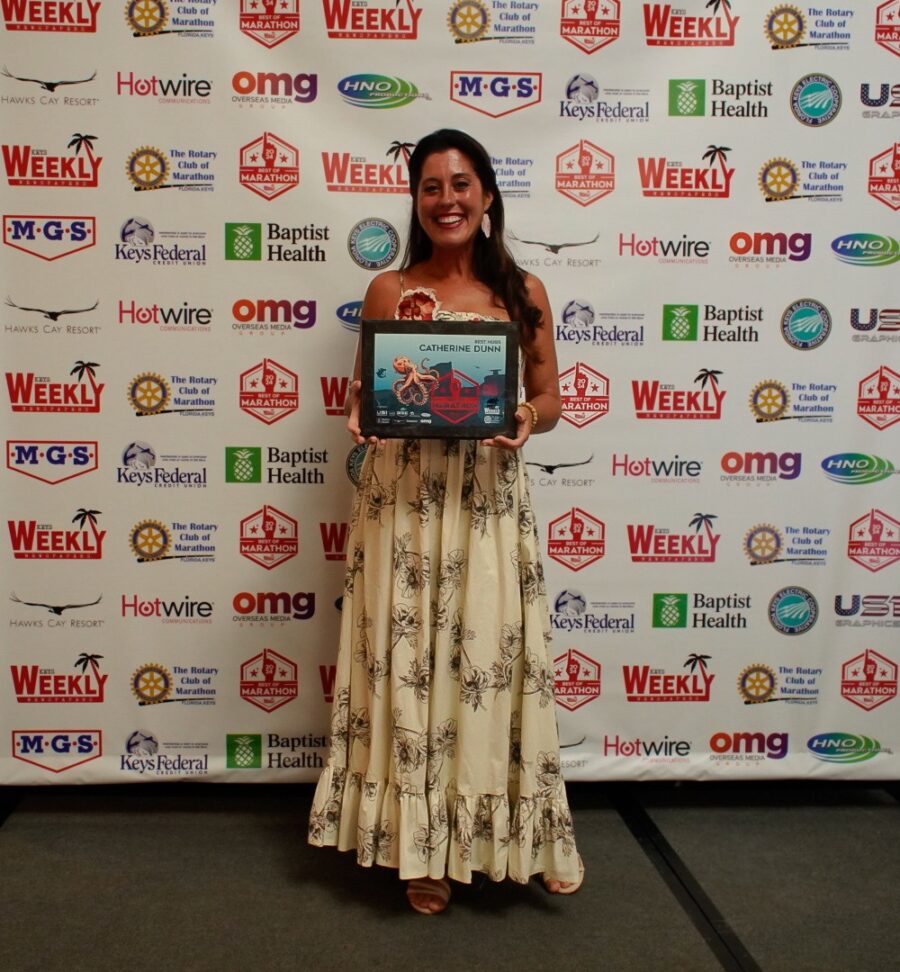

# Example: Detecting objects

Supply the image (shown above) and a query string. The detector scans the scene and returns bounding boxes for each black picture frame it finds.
[359,319,519,439]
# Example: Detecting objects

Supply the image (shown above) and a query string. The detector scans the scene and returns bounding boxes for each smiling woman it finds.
[308,129,583,915]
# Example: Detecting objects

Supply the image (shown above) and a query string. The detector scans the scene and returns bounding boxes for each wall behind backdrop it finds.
[2,0,899,784]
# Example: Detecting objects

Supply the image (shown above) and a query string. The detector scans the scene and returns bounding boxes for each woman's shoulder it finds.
[522,271,549,303]
[362,271,403,317]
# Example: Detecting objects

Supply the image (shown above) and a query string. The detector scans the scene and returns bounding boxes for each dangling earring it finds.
[481,211,491,239]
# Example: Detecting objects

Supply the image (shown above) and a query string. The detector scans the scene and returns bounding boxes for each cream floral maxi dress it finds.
[308,289,580,885]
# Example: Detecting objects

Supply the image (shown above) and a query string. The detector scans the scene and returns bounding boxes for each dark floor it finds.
[1,781,898,972]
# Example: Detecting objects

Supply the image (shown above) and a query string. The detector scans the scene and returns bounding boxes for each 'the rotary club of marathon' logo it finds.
[547,508,605,571]
[736,663,778,705]
[239,359,299,424]
[6,440,98,485]
[559,362,608,427]
[239,132,299,201]
[868,143,900,210]
[841,649,897,711]
[768,586,818,635]
[131,663,173,704]
[126,145,214,192]
[127,372,214,417]
[129,518,216,563]
[790,73,841,126]
[125,0,215,38]
[758,157,799,200]
[848,509,900,572]
[240,505,298,569]
[560,0,620,53]
[3,216,96,261]
[553,649,601,712]
[858,365,900,430]
[764,3,852,51]
[744,523,826,567]
[240,648,298,712]
[555,141,614,206]
[240,0,300,47]
[447,0,490,42]
[876,0,900,57]
[130,663,218,705]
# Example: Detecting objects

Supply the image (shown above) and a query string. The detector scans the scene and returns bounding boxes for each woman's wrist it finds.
[518,400,539,433]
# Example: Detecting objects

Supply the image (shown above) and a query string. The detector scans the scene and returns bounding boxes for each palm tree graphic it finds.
[75,652,104,676]
[706,0,733,19]
[694,368,722,389]
[67,133,97,161]
[387,141,415,167]
[72,508,102,540]
[684,654,711,673]
[689,512,718,539]
[701,145,731,176]
[70,360,99,385]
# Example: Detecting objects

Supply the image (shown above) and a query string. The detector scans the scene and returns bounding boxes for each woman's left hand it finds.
[481,406,531,450]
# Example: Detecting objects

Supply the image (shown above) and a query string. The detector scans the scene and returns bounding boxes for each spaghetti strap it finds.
[398,270,405,295]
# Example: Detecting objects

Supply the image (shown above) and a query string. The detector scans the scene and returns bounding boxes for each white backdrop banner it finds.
[1,0,898,783]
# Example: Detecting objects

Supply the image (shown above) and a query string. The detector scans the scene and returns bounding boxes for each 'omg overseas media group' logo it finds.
[231,69,317,107]
[229,296,316,336]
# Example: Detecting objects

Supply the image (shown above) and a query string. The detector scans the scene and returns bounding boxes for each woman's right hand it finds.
[345,379,382,446]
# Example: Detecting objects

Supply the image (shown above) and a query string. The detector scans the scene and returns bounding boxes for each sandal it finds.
[406,877,451,915]
[543,855,585,896]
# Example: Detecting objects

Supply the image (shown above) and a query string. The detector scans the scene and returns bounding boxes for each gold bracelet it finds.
[519,400,539,431]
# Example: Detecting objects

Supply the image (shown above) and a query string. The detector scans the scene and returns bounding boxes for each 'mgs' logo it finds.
[6,440,98,484]
[450,72,542,118]
[3,216,95,261]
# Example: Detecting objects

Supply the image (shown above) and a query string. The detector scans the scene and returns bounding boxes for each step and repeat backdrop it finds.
[1,1,898,783]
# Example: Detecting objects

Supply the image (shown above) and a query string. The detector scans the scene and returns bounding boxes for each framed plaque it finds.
[359,319,519,439]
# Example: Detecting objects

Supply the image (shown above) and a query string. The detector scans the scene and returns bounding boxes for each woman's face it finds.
[415,148,493,252]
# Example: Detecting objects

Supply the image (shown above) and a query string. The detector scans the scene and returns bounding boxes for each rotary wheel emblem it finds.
[132,663,173,704]
[765,5,805,48]
[448,0,490,42]
[738,664,777,703]
[744,524,782,565]
[129,373,170,415]
[127,146,169,190]
[130,519,171,561]
[759,158,798,201]
[126,0,169,36]
[749,380,789,421]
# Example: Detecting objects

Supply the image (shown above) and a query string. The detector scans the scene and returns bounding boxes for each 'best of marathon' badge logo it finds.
[553,649,601,711]
[868,143,900,210]
[559,362,609,427]
[560,0,620,53]
[6,361,103,413]
[628,514,720,563]
[240,648,298,712]
[2,0,100,31]
[239,133,299,201]
[858,365,900,430]
[643,1,739,46]
[240,359,299,424]
[841,649,897,711]
[240,505,299,569]
[3,134,101,187]
[8,509,105,560]
[547,508,605,571]
[876,0,900,57]
[240,0,300,48]
[848,509,900,572]
[555,141,614,206]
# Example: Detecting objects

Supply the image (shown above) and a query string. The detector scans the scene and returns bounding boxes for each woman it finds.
[308,129,583,914]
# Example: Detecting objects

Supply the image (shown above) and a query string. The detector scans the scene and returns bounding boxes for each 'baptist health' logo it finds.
[669,79,706,116]
[652,593,687,628]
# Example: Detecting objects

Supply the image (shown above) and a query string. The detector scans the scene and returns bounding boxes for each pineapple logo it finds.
[663,304,698,341]
[669,79,706,117]
[226,734,263,769]
[226,447,262,483]
[653,593,688,628]
[225,222,262,261]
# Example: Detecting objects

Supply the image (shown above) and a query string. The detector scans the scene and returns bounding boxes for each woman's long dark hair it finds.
[402,129,542,348]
